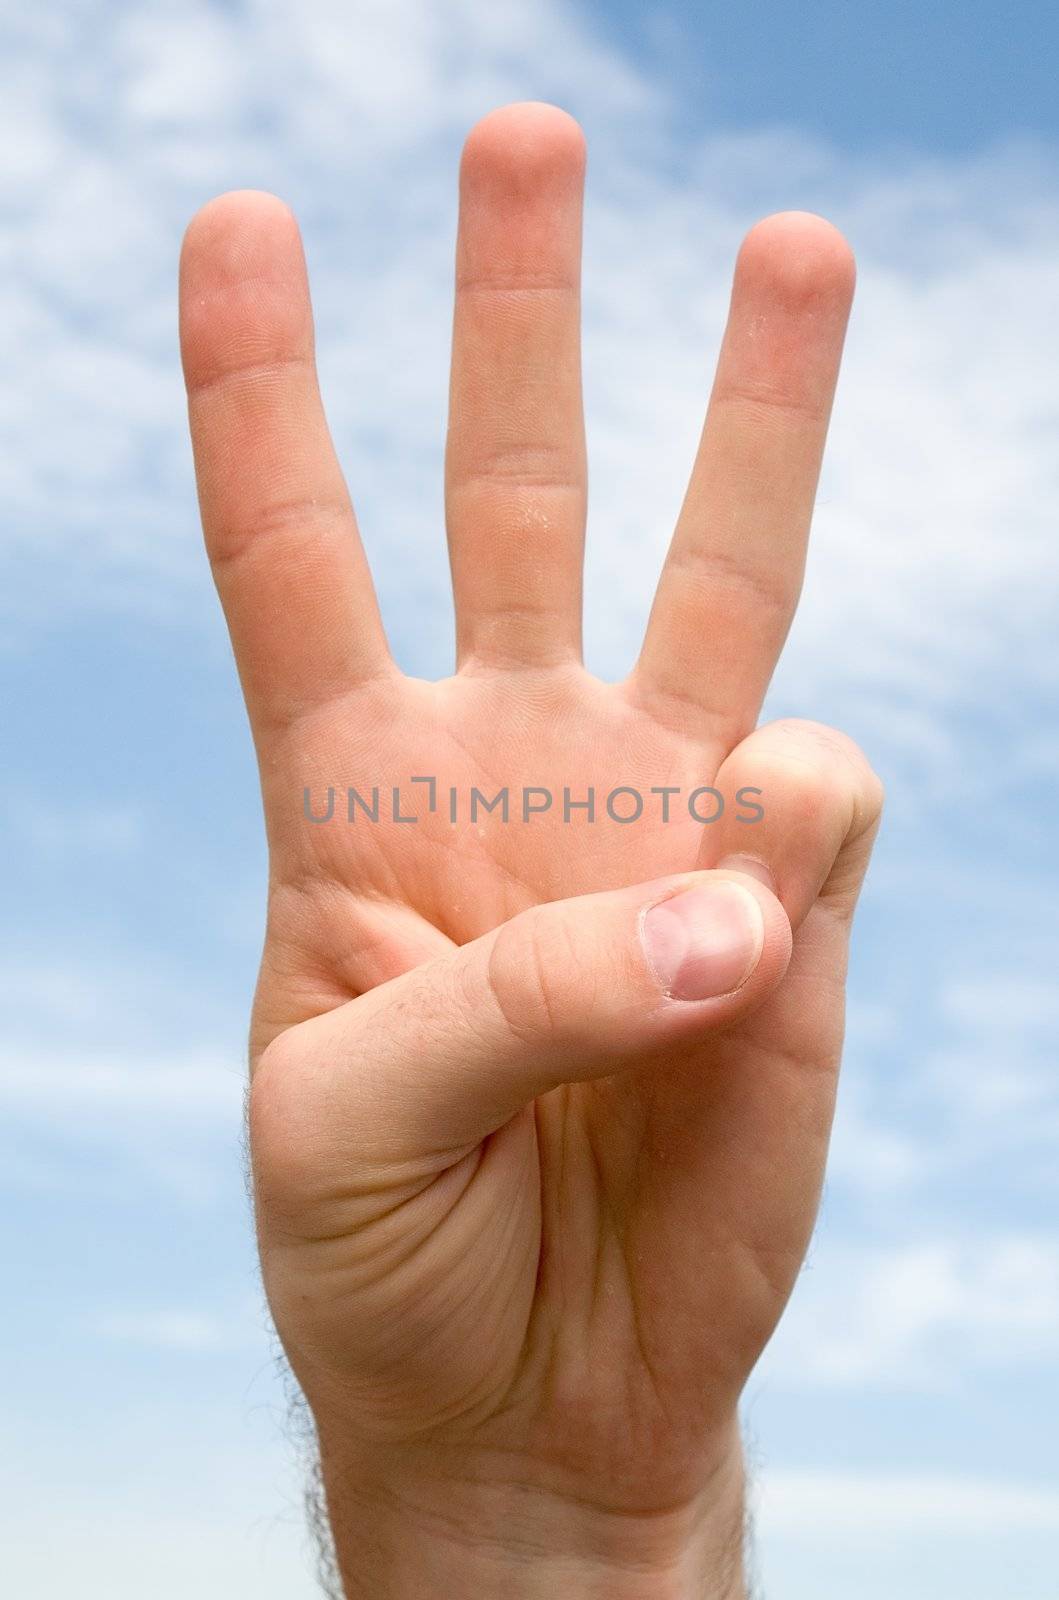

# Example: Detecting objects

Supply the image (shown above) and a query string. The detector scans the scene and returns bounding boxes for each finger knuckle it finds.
[486,907,582,1050]
[759,718,884,838]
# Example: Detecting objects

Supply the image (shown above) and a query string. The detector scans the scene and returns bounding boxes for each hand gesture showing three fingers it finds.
[180,101,882,1596]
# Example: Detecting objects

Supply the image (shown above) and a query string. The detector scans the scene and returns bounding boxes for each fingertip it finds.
[460,101,586,196]
[737,210,856,308]
[178,189,311,387]
[180,190,303,293]
[638,869,792,1013]
[716,853,777,894]
[641,879,763,1002]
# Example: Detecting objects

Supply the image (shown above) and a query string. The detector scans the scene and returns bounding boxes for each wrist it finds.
[316,1424,748,1600]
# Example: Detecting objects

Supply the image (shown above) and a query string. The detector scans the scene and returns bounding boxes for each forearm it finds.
[317,1425,749,1600]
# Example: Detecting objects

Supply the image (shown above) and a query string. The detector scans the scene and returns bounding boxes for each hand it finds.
[180,102,882,1599]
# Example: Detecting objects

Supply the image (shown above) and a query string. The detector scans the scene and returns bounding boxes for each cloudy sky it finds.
[2,2,1057,1596]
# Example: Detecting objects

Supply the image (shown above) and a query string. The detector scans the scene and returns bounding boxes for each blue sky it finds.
[591,0,1059,155]
[1,3,1057,1596]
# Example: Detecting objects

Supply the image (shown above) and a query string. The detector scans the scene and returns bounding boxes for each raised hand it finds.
[180,102,882,1599]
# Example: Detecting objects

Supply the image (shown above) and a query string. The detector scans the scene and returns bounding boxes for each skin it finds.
[179,102,883,1598]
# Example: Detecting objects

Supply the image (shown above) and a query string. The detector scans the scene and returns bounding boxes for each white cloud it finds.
[1,0,1056,792]
[820,948,1059,1210]
[0,0,1054,1332]
[0,1516,317,1600]
[759,1467,1059,1535]
[1,10,1056,1591]
[0,1046,243,1119]
[755,1466,1059,1599]
[92,1308,232,1351]
[826,1076,929,1194]
[943,974,1059,1035]
[90,1302,266,1352]
[763,1233,1059,1389]
[0,1036,245,1203]
[0,789,145,859]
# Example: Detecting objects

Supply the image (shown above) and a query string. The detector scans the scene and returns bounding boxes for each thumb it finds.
[251,870,792,1171]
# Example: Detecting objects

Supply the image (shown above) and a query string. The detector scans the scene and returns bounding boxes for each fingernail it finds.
[717,854,776,894]
[641,882,764,1001]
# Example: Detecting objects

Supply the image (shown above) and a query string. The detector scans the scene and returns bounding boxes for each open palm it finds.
[181,102,881,1582]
